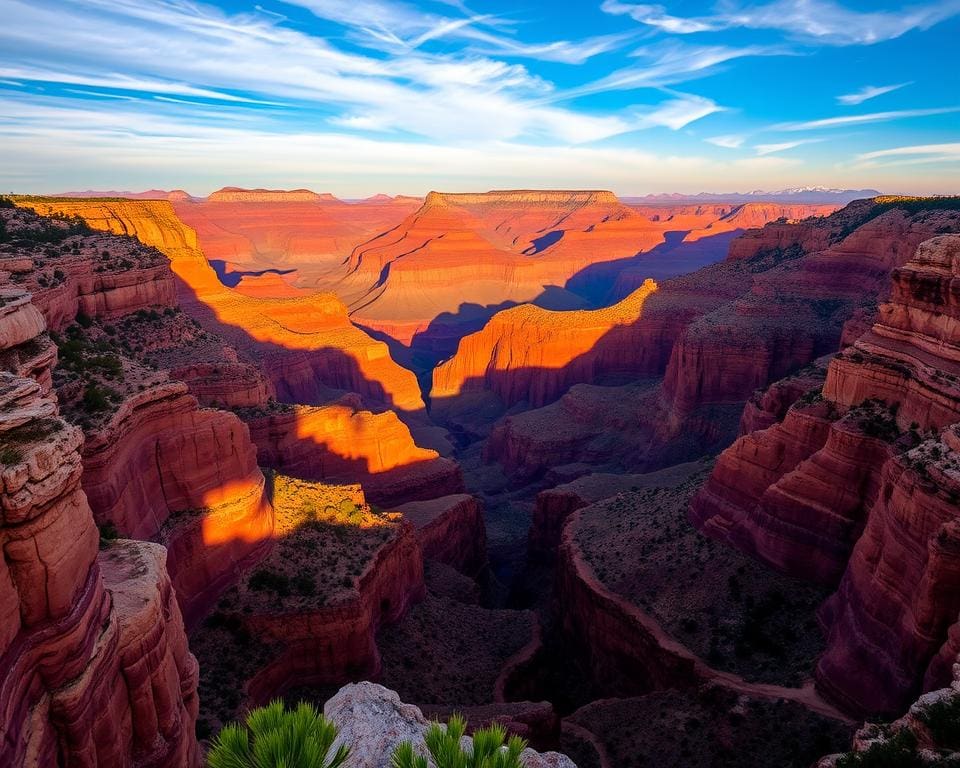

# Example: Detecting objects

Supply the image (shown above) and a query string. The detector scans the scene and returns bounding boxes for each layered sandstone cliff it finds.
[394,493,487,575]
[692,233,960,716]
[663,201,960,420]
[344,191,723,354]
[483,199,960,483]
[432,279,659,422]
[174,189,419,279]
[191,477,427,729]
[81,381,274,626]
[4,205,277,627]
[244,397,463,506]
[0,299,199,765]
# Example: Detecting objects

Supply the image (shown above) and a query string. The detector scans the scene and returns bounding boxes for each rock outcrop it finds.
[663,201,960,421]
[4,204,277,627]
[206,187,338,203]
[692,232,960,716]
[325,682,575,768]
[81,381,274,626]
[394,494,487,575]
[244,397,463,507]
[431,280,659,422]
[191,478,427,729]
[0,296,199,765]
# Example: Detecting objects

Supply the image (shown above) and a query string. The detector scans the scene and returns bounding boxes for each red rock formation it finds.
[19,199,427,414]
[817,425,960,715]
[170,361,274,409]
[190,480,427,718]
[3,207,278,627]
[245,518,425,699]
[394,493,487,574]
[530,468,694,557]
[206,187,338,203]
[244,397,463,507]
[663,203,959,420]
[344,191,716,351]
[692,233,960,715]
[174,190,419,279]
[738,357,830,434]
[431,279,659,421]
[80,381,274,626]
[0,309,198,765]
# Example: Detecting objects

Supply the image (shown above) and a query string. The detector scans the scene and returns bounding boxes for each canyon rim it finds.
[1,0,960,766]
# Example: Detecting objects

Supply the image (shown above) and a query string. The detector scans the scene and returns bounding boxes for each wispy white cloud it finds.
[706,134,746,148]
[284,0,634,63]
[636,94,723,130]
[560,41,780,97]
[601,0,960,45]
[837,83,911,105]
[754,138,823,154]
[853,142,960,168]
[0,0,645,145]
[777,106,960,130]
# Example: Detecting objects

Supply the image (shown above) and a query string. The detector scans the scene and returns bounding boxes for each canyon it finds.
[3,190,960,768]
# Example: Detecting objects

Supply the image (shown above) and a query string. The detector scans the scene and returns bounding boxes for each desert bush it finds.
[207,699,350,768]
[834,729,923,768]
[918,695,960,750]
[391,714,526,768]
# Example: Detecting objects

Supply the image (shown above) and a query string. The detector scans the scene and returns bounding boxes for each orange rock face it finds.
[431,279,659,424]
[79,381,274,626]
[173,189,420,279]
[19,199,427,415]
[245,398,464,507]
[339,193,833,358]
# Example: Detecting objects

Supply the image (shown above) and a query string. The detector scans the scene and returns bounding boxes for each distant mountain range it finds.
[50,186,883,206]
[624,187,882,205]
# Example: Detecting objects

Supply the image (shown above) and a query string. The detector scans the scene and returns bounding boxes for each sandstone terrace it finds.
[230,474,398,612]
[562,688,853,768]
[191,475,407,732]
[376,592,537,707]
[569,462,831,687]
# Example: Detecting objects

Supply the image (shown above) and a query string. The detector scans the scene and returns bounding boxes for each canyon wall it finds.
[431,279,659,419]
[394,493,487,575]
[245,398,463,506]
[0,282,199,765]
[5,204,276,626]
[344,193,832,356]
[692,232,960,716]
[19,199,427,415]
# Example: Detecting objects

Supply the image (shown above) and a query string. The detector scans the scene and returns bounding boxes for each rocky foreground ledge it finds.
[325,682,576,768]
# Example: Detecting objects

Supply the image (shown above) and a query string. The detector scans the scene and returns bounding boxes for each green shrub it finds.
[918,695,960,750]
[391,714,526,768]
[82,383,112,412]
[207,699,350,768]
[835,729,923,768]
[98,522,119,549]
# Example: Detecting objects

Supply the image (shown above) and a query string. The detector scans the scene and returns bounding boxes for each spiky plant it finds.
[207,699,350,768]
[390,714,527,768]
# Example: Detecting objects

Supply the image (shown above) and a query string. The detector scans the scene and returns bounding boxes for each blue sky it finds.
[0,0,958,196]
